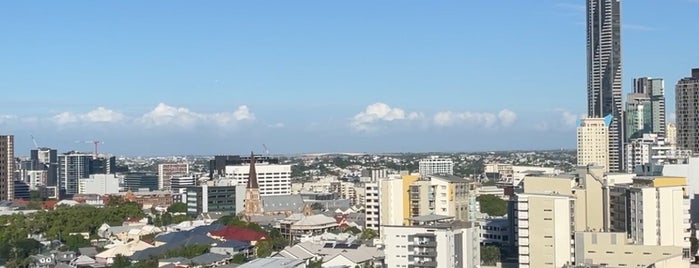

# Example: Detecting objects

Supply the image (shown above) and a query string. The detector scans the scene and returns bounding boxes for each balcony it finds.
[410,251,437,257]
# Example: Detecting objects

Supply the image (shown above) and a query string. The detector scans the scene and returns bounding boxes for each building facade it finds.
[514,193,573,268]
[418,156,454,177]
[30,148,58,187]
[577,118,610,171]
[625,77,666,141]
[364,182,380,232]
[157,163,189,191]
[381,222,480,268]
[225,162,291,196]
[78,174,120,195]
[58,151,93,196]
[676,68,699,153]
[186,184,245,216]
[0,135,14,201]
[587,0,623,172]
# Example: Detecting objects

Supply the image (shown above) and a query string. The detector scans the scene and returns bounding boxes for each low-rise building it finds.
[574,232,688,268]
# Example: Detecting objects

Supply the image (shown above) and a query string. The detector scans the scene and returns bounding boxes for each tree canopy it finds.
[477,194,507,216]
[481,245,501,265]
[167,202,187,213]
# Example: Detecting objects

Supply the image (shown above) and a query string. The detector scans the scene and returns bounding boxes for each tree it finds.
[167,202,187,213]
[232,253,247,264]
[360,229,377,240]
[256,240,273,257]
[477,194,507,216]
[63,234,90,251]
[480,245,501,265]
[344,226,361,235]
[111,254,131,268]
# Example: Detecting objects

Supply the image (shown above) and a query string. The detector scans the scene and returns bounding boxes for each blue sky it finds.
[1,0,698,156]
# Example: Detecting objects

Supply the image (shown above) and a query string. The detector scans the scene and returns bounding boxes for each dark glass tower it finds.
[587,0,623,172]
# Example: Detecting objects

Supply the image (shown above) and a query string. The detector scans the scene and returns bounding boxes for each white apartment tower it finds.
[514,193,574,268]
[364,182,380,232]
[225,162,291,196]
[419,156,453,177]
[577,118,610,171]
[382,222,480,268]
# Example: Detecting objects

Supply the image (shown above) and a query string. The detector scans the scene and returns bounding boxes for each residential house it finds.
[70,255,97,267]
[279,213,339,242]
[237,257,306,268]
[189,253,232,268]
[27,254,53,268]
[131,234,219,261]
[210,240,253,257]
[95,240,153,264]
[209,226,268,244]
[78,247,99,258]
[50,251,76,265]
[276,240,384,267]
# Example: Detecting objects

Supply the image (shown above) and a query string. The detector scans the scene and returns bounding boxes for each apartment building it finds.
[382,221,480,268]
[574,232,687,268]
[514,193,573,268]
[577,118,610,172]
[225,162,291,196]
[429,174,477,222]
[157,163,189,190]
[0,135,14,201]
[675,68,699,152]
[418,156,453,177]
[78,174,120,195]
[364,182,380,232]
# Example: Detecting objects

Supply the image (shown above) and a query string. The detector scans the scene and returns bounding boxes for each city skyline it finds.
[1,1,698,155]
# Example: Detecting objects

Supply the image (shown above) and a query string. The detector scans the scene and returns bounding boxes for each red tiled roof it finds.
[209,226,267,242]
[43,200,58,209]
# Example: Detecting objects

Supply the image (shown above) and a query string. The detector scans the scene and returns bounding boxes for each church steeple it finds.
[247,151,259,189]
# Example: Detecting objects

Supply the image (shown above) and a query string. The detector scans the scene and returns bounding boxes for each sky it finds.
[1,0,698,156]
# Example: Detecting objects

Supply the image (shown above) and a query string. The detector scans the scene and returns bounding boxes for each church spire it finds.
[247,151,259,189]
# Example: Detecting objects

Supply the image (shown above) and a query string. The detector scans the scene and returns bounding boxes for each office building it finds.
[0,135,14,201]
[58,151,93,196]
[381,220,480,268]
[122,173,158,192]
[676,68,699,152]
[30,147,58,187]
[186,184,245,216]
[577,118,610,171]
[78,174,120,195]
[90,156,116,174]
[628,176,691,257]
[225,161,291,196]
[418,156,453,177]
[209,155,279,178]
[625,77,666,141]
[158,163,189,190]
[170,176,196,192]
[587,0,623,172]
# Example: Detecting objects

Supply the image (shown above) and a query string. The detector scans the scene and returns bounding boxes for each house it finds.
[210,240,253,257]
[95,240,153,264]
[70,255,97,267]
[97,223,162,242]
[158,257,190,267]
[237,257,306,268]
[131,233,219,261]
[78,247,99,258]
[27,254,53,268]
[279,214,339,242]
[50,251,76,264]
[209,226,267,244]
[189,253,232,267]
[276,240,384,267]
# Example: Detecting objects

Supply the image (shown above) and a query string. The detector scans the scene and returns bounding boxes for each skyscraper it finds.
[58,151,93,196]
[675,68,699,152]
[587,0,623,172]
[577,118,610,172]
[0,135,14,201]
[625,77,666,141]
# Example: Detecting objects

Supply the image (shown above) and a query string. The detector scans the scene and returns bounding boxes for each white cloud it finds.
[561,111,586,127]
[351,103,421,131]
[0,115,17,123]
[498,109,517,126]
[52,112,79,124]
[140,103,255,128]
[268,122,285,128]
[82,107,125,123]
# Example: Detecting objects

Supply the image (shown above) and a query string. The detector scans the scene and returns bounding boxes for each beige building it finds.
[667,122,677,145]
[675,68,699,152]
[429,175,477,222]
[628,176,691,257]
[573,232,688,268]
[157,163,189,190]
[0,135,14,201]
[577,118,610,171]
[515,193,573,268]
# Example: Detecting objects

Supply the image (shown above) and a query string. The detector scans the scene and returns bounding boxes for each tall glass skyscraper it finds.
[587,0,623,172]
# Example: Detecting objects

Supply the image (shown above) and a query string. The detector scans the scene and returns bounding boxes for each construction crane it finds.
[30,135,39,149]
[84,140,103,159]
[262,144,270,156]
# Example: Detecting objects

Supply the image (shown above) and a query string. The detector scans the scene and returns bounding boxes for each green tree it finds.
[231,253,248,264]
[167,202,187,213]
[477,194,507,216]
[360,229,377,240]
[63,234,90,251]
[256,240,273,257]
[29,190,43,201]
[344,226,361,235]
[480,245,501,266]
[111,254,131,268]
[163,244,210,259]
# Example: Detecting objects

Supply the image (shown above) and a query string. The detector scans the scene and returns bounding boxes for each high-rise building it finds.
[577,118,610,171]
[675,68,699,152]
[0,135,14,201]
[625,77,666,141]
[30,147,58,187]
[514,193,573,268]
[418,156,453,177]
[158,163,189,190]
[186,184,245,217]
[58,152,93,196]
[625,133,673,172]
[225,161,291,196]
[78,174,120,195]
[364,182,380,232]
[587,0,623,172]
